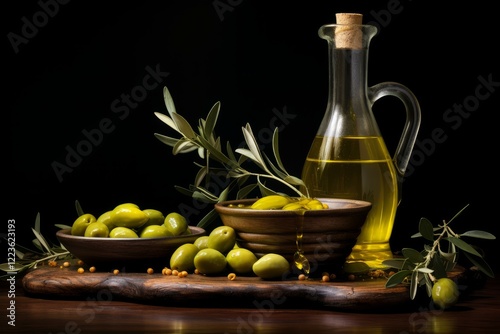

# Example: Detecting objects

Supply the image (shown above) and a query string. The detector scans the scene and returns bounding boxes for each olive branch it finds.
[383,204,496,300]
[0,212,73,278]
[153,86,308,229]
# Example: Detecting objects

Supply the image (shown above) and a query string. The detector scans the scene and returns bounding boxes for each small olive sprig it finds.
[153,86,308,229]
[0,212,72,278]
[383,204,496,300]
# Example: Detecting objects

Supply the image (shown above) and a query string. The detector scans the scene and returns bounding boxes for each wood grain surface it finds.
[22,265,413,312]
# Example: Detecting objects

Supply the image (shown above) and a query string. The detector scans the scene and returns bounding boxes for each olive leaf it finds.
[154,112,180,135]
[196,209,219,229]
[263,153,288,180]
[55,224,72,230]
[0,263,29,273]
[173,137,198,155]
[385,269,413,287]
[272,128,286,171]
[463,252,494,278]
[235,148,261,166]
[381,258,405,269]
[226,141,237,162]
[32,228,53,255]
[410,270,419,300]
[401,248,424,264]
[438,249,457,266]
[174,185,196,197]
[241,124,265,168]
[201,102,220,144]
[460,230,496,239]
[34,212,41,233]
[163,86,177,116]
[283,175,306,187]
[423,273,433,296]
[15,249,25,260]
[75,200,84,217]
[171,113,197,140]
[445,237,482,257]
[418,217,434,241]
[416,267,434,274]
[237,183,258,199]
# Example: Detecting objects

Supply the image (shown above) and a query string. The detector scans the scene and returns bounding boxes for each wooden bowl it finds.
[214,198,371,274]
[56,226,206,269]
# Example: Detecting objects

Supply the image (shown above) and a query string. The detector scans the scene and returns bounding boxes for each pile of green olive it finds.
[170,225,290,279]
[70,202,190,238]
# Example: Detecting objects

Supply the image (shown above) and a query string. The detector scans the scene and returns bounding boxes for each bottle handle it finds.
[368,82,421,178]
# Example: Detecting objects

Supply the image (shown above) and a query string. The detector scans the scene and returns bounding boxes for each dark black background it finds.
[4,1,499,271]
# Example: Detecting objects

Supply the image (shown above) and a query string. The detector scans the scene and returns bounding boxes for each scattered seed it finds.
[77,267,84,274]
[147,268,154,275]
[227,273,236,281]
[172,269,179,276]
[368,269,386,278]
[113,269,120,275]
[321,275,330,282]
[89,266,96,273]
[63,261,70,267]
[298,274,306,281]
[77,260,84,266]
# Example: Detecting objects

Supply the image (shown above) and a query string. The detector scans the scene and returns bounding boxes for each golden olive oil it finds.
[293,213,310,276]
[301,135,398,268]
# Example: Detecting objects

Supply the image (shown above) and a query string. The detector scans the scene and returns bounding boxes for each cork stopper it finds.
[335,13,363,49]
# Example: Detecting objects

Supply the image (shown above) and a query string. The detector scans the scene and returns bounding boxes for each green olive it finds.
[109,227,139,238]
[163,212,188,236]
[226,248,258,274]
[432,278,459,309]
[110,206,149,229]
[96,210,115,230]
[194,248,227,275]
[170,243,199,272]
[252,253,290,279]
[142,209,165,228]
[207,226,236,255]
[114,202,140,210]
[194,236,209,250]
[71,213,97,236]
[139,225,173,238]
[84,222,110,238]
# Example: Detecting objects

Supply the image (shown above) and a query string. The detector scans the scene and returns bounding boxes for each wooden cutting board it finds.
[22,265,415,311]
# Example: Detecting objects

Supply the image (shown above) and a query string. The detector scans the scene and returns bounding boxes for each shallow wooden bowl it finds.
[57,226,206,269]
[214,198,371,273]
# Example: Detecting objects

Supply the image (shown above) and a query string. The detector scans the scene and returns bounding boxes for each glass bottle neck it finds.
[327,47,368,110]
[316,24,378,137]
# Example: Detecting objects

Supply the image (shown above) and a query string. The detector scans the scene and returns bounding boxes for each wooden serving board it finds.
[22,266,414,311]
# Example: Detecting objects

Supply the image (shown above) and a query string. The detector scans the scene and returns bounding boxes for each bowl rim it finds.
[56,226,205,242]
[214,197,372,216]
